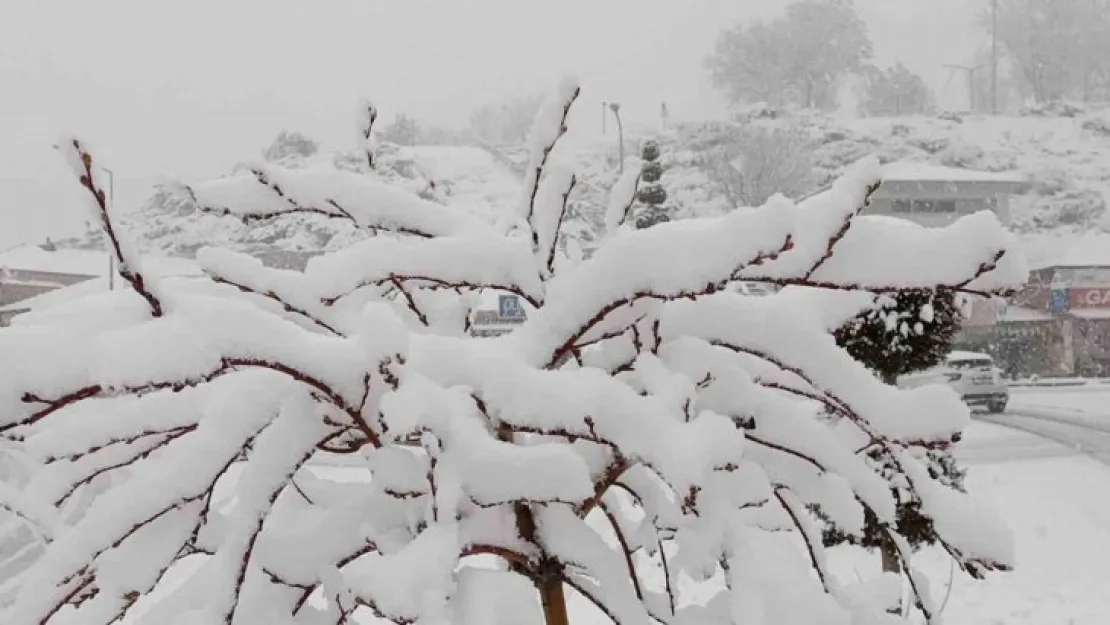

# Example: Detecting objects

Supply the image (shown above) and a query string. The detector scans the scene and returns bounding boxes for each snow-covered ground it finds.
[1010,386,1110,417]
[301,396,1110,625]
[825,414,1110,625]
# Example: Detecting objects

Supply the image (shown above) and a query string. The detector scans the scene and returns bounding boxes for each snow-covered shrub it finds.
[937,141,985,169]
[0,78,1027,625]
[263,131,320,163]
[634,139,670,229]
[695,123,817,208]
[1080,111,1110,137]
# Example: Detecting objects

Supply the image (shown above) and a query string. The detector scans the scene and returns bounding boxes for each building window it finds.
[892,199,958,213]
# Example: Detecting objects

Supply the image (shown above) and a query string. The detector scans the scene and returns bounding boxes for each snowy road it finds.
[956,386,1110,466]
[977,412,1110,465]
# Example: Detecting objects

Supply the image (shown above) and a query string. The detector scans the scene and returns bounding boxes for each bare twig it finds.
[62,139,163,317]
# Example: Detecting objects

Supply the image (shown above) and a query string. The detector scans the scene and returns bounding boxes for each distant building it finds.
[958,233,1110,377]
[867,162,1027,228]
[0,246,201,327]
[0,245,100,312]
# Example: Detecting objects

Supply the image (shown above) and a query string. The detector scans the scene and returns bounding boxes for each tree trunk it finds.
[880,534,903,615]
[881,540,902,573]
[538,574,571,625]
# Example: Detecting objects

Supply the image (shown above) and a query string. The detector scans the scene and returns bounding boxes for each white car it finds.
[897,351,1009,413]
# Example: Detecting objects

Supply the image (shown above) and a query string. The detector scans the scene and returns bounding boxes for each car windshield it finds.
[950,358,993,370]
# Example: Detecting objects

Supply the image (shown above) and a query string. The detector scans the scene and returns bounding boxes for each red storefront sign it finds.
[1070,287,1110,308]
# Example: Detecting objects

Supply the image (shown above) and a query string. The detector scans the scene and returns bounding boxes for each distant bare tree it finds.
[379,113,422,146]
[989,0,1110,103]
[696,124,816,208]
[707,0,872,110]
[859,63,934,117]
[469,93,545,145]
[263,130,319,161]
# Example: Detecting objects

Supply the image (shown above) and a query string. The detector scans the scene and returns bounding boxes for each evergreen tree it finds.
[634,139,670,228]
[827,288,968,575]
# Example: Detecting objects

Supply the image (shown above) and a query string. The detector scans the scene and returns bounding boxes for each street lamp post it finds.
[608,102,625,174]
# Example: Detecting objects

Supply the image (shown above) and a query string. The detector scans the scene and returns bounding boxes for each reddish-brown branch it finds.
[543,173,577,277]
[543,236,793,369]
[286,541,381,615]
[800,180,881,281]
[11,357,380,449]
[597,499,644,602]
[524,87,581,247]
[656,537,677,617]
[40,575,95,625]
[560,572,626,625]
[609,173,642,232]
[42,446,248,623]
[208,275,341,336]
[577,458,631,516]
[54,425,197,506]
[45,424,197,464]
[321,274,540,309]
[744,247,1013,299]
[361,101,378,171]
[460,543,536,572]
[772,487,830,592]
[223,444,319,625]
[390,277,430,326]
[64,139,164,318]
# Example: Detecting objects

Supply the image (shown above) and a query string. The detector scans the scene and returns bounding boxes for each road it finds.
[956,387,1110,467]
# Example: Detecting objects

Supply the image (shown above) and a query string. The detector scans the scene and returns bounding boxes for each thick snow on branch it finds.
[604,167,642,235]
[0,97,1027,625]
[191,162,485,237]
[303,234,545,308]
[520,76,580,276]
[57,137,166,318]
[357,98,378,170]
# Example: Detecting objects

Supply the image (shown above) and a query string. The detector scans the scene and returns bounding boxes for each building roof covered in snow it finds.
[0,245,201,278]
[1037,232,1110,269]
[879,162,1026,184]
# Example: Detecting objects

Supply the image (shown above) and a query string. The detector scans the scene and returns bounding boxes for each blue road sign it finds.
[1049,288,1069,313]
[498,294,526,319]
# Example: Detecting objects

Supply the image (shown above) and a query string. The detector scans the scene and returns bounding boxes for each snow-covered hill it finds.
[53,108,1110,270]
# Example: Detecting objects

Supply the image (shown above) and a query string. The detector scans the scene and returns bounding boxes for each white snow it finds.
[0,246,200,280]
[0,78,1034,625]
[879,161,1026,184]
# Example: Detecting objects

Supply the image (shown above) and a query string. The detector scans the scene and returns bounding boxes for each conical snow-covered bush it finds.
[0,77,1026,625]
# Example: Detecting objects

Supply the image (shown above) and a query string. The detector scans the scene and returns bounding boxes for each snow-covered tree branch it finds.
[0,77,1027,625]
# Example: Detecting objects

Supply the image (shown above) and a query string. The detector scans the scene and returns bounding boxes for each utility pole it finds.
[601,101,608,134]
[991,0,999,114]
[944,64,985,113]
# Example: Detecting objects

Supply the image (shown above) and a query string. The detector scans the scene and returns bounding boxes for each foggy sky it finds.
[0,0,989,250]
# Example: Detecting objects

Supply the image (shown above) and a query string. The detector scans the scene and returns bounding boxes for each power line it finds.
[991,0,999,114]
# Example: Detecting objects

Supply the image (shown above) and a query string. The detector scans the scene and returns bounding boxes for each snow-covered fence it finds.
[0,78,1028,625]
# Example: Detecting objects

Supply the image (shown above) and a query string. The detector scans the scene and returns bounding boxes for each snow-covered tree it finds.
[858,63,934,117]
[707,0,873,110]
[989,0,1110,103]
[0,77,1027,625]
[634,139,669,229]
[469,94,545,146]
[263,131,320,162]
[695,123,816,208]
[829,289,966,578]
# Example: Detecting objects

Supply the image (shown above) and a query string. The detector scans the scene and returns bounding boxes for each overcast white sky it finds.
[0,0,988,249]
